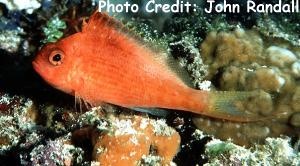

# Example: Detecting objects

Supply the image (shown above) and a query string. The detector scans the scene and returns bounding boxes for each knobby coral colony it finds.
[193,28,300,147]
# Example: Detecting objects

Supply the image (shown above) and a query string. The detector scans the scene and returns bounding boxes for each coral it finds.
[0,16,24,53]
[256,15,300,47]
[201,29,264,80]
[30,137,84,166]
[291,61,300,77]
[0,29,24,53]
[0,93,37,154]
[0,116,20,152]
[266,46,298,68]
[291,87,300,112]
[194,28,300,146]
[0,0,41,14]
[92,114,180,165]
[204,137,300,165]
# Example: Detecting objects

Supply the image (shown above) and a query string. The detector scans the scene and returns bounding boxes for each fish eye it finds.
[49,50,64,66]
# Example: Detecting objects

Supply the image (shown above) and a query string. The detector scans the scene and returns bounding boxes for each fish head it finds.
[32,42,76,94]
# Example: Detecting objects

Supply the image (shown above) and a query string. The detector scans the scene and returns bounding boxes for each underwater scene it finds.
[0,0,299,165]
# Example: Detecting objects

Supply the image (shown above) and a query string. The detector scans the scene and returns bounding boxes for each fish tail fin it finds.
[202,90,268,122]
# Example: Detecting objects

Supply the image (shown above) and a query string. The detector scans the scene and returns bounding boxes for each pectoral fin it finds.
[130,107,170,117]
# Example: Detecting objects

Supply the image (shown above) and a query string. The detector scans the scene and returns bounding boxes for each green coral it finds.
[42,16,66,43]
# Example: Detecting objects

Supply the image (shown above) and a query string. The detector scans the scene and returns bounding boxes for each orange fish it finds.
[32,11,262,122]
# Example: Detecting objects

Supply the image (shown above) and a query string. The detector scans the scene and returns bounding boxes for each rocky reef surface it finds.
[0,0,299,165]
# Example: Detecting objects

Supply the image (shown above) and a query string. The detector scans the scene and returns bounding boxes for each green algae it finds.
[42,16,66,43]
[205,140,236,157]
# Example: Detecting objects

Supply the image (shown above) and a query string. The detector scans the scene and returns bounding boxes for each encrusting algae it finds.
[91,114,180,165]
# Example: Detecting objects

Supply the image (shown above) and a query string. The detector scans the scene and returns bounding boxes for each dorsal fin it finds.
[82,11,168,52]
[82,11,147,44]
[154,52,194,88]
[83,11,194,87]
[82,11,124,33]
[166,57,194,88]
